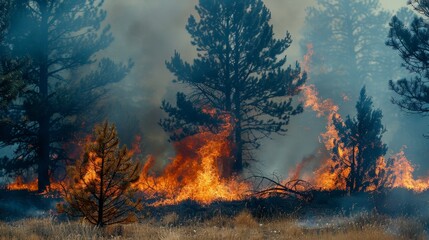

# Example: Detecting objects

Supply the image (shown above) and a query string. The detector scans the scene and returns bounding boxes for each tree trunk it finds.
[97,155,105,227]
[233,119,243,174]
[232,31,243,174]
[224,23,232,112]
[37,0,50,193]
[349,145,356,194]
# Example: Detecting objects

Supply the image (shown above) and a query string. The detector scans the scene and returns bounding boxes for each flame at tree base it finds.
[297,44,429,193]
[134,112,250,206]
[5,44,429,202]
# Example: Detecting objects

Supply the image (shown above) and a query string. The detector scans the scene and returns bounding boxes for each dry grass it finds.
[0,212,425,240]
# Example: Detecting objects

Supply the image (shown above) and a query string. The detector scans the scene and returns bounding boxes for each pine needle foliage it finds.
[58,121,142,227]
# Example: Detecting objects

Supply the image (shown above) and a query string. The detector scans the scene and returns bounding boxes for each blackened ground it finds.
[0,189,60,221]
[1,189,428,223]
[142,189,429,222]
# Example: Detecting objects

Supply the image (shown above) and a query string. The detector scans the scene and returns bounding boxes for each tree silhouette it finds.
[387,0,429,115]
[331,87,387,193]
[301,0,400,108]
[0,0,132,192]
[58,121,141,227]
[0,0,24,109]
[160,0,305,175]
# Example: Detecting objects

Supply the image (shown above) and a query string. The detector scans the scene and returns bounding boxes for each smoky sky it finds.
[100,0,426,176]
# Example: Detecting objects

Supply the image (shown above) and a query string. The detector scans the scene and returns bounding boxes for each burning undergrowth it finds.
[133,111,251,206]
[293,44,429,193]
[2,46,429,223]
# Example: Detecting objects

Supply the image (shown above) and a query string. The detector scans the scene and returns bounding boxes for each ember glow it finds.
[133,111,250,205]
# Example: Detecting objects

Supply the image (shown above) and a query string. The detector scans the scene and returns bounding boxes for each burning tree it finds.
[58,121,142,227]
[0,0,132,192]
[160,0,305,175]
[387,0,429,116]
[331,87,387,193]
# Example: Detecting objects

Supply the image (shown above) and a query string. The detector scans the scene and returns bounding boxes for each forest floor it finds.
[0,211,427,240]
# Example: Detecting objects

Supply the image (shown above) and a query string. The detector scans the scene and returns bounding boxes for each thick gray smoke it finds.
[100,0,427,177]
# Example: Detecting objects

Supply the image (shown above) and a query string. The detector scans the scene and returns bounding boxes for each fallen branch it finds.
[250,175,314,201]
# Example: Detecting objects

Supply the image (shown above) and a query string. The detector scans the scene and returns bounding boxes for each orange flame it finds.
[297,44,429,193]
[384,148,429,192]
[6,176,38,191]
[133,111,250,205]
[5,176,63,196]
[298,44,347,190]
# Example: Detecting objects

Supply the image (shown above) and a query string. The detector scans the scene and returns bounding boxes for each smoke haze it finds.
[99,0,427,177]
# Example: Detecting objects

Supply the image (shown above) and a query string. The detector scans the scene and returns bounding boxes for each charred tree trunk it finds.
[223,24,234,178]
[97,156,105,227]
[232,33,243,174]
[232,89,243,173]
[355,153,363,192]
[37,0,50,193]
[233,118,243,173]
[349,145,357,194]
[224,22,232,113]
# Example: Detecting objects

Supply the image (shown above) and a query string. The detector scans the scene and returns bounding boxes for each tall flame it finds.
[133,111,250,205]
[384,148,429,192]
[298,44,348,190]
[297,44,429,192]
[5,45,429,201]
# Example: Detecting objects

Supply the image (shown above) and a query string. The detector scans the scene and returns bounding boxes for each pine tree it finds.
[58,121,141,227]
[0,0,24,109]
[160,0,305,175]
[387,0,429,115]
[0,0,132,192]
[301,0,399,108]
[331,87,387,193]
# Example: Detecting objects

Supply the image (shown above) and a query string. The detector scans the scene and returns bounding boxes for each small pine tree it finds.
[58,121,142,227]
[332,87,387,193]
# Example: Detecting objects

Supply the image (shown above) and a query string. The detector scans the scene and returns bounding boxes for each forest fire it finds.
[5,176,63,195]
[384,149,429,192]
[298,45,429,193]
[6,176,38,191]
[5,45,429,202]
[133,111,250,206]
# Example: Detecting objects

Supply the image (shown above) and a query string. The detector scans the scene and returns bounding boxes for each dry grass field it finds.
[0,211,426,240]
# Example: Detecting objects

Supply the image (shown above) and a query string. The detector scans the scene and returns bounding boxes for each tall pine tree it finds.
[0,0,132,192]
[0,0,24,109]
[160,0,305,175]
[301,0,400,108]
